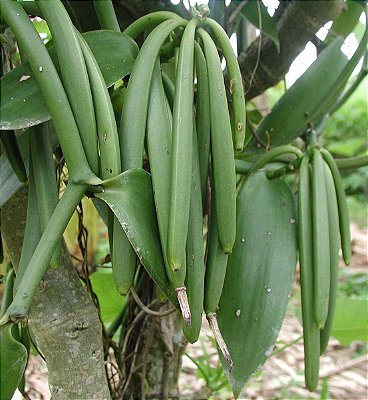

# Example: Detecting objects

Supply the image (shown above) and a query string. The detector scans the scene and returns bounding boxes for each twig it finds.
[131,288,176,317]
[228,0,249,34]
[244,0,262,96]
[320,354,368,379]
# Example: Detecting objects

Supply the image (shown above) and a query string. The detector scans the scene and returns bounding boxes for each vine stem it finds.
[0,183,87,324]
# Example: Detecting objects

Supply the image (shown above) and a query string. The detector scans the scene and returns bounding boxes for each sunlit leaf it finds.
[331,297,368,345]
[90,268,126,323]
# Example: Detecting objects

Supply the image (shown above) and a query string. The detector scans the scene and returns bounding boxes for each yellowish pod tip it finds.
[175,287,191,326]
[207,312,234,372]
[222,246,233,255]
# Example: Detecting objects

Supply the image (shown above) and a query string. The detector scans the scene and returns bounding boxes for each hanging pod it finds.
[298,154,320,391]
[197,28,236,255]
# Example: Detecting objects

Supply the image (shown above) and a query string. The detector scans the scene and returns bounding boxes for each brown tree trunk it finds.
[119,274,187,400]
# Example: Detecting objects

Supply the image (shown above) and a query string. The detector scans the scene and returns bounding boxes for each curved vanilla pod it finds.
[93,0,120,31]
[203,177,232,369]
[119,18,187,295]
[0,131,27,183]
[247,145,303,176]
[298,154,320,391]
[147,59,189,323]
[197,28,236,254]
[37,0,99,176]
[204,182,229,315]
[321,148,352,266]
[29,123,60,269]
[161,70,175,110]
[120,18,187,171]
[194,40,211,204]
[320,160,340,354]
[0,182,87,325]
[311,148,330,329]
[1,0,98,183]
[78,34,132,295]
[167,18,198,272]
[182,123,205,342]
[204,17,247,151]
[123,11,183,39]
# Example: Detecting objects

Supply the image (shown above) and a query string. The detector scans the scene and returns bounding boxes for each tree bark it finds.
[238,0,345,101]
[1,187,111,399]
[119,300,186,399]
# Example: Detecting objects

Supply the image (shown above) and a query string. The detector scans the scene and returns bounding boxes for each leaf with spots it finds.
[0,30,138,130]
[217,172,297,398]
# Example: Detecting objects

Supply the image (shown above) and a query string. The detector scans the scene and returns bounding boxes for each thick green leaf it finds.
[218,173,297,398]
[90,268,126,324]
[237,0,279,50]
[0,324,28,400]
[0,123,58,208]
[253,23,367,150]
[95,169,179,308]
[0,30,138,130]
[330,296,368,345]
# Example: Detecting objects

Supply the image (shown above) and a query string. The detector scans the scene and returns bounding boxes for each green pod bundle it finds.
[78,33,132,296]
[197,28,236,254]
[321,148,352,266]
[320,160,340,354]
[37,0,99,176]
[147,59,188,321]
[298,155,320,391]
[311,148,330,329]
[204,18,247,151]
[167,18,198,272]
[120,17,187,171]
[29,122,60,269]
[1,0,97,183]
[119,19,187,295]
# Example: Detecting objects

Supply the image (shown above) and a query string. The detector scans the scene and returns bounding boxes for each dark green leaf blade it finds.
[253,37,346,149]
[0,31,138,130]
[239,0,279,50]
[0,324,28,400]
[253,22,367,150]
[218,173,297,398]
[95,169,179,308]
[0,123,58,208]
